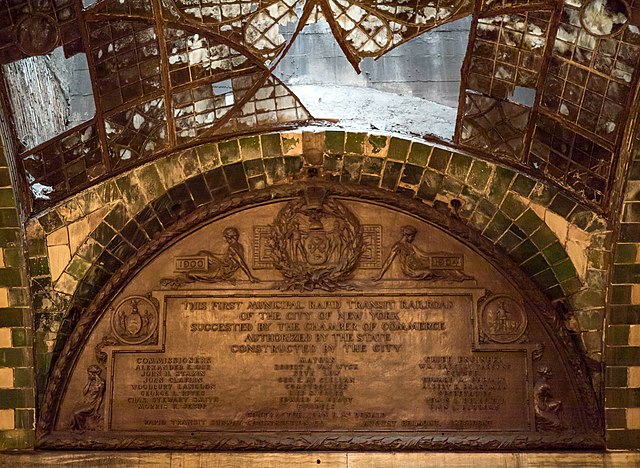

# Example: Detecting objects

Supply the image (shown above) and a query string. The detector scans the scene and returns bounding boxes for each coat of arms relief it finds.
[161,187,474,290]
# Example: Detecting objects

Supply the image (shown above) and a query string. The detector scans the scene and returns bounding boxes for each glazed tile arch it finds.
[23,130,608,400]
[0,0,637,451]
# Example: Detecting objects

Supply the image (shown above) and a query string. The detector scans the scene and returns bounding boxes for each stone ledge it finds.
[0,452,639,467]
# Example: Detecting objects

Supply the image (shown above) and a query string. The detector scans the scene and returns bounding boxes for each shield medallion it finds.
[304,230,330,265]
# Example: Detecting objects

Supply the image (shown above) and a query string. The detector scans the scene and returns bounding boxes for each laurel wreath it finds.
[269,197,364,292]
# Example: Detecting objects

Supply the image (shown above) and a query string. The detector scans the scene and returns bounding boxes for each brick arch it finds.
[36,130,608,382]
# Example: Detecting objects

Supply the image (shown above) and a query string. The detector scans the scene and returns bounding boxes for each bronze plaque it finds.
[107,290,529,432]
[47,188,602,450]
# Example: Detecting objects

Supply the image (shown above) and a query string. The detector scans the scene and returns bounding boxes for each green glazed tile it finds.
[515,209,543,235]
[500,193,526,220]
[545,284,565,300]
[530,224,557,250]
[261,133,283,156]
[605,366,628,387]
[466,160,491,192]
[408,143,432,167]
[606,430,640,450]
[532,268,559,290]
[0,188,16,208]
[605,347,640,367]
[614,243,637,264]
[323,131,344,154]
[487,166,514,204]
[549,193,576,218]
[496,230,522,252]
[66,257,91,280]
[13,368,34,388]
[239,136,261,160]
[447,153,472,180]
[0,348,31,368]
[542,241,568,265]
[11,328,30,347]
[521,253,550,276]
[362,156,383,175]
[387,137,411,162]
[428,148,451,172]
[607,325,631,346]
[477,199,497,217]
[441,177,463,196]
[416,171,443,202]
[14,408,34,430]
[218,140,241,164]
[511,174,536,197]
[605,408,627,429]
[345,132,366,154]
[552,258,578,282]
[510,239,538,263]
[0,269,23,287]
[367,135,387,155]
[483,211,511,242]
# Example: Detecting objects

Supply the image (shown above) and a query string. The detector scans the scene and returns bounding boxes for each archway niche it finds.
[38,182,602,450]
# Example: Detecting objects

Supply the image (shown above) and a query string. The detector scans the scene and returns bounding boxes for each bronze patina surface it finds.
[41,186,602,450]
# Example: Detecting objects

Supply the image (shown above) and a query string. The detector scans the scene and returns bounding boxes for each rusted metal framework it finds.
[0,0,638,212]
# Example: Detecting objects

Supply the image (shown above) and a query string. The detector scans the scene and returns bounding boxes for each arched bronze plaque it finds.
[42,187,602,450]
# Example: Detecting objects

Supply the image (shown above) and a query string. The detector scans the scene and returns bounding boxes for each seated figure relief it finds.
[375,225,474,282]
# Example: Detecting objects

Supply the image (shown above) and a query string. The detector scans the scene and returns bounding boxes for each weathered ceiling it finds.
[0,0,638,212]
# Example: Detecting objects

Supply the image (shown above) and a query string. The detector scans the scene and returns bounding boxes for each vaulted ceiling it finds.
[0,0,638,213]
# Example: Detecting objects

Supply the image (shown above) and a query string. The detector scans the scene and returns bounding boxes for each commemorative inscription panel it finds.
[109,292,529,432]
[48,192,603,449]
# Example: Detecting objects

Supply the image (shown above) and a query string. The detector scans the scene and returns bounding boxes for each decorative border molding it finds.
[38,431,603,451]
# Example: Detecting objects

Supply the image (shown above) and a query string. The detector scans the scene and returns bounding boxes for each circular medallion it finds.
[580,0,629,37]
[480,295,527,344]
[110,296,158,345]
[16,14,59,56]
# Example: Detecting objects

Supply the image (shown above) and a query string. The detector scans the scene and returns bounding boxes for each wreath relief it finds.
[268,187,364,291]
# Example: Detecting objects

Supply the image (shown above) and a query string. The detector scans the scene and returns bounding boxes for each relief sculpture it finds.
[269,187,364,291]
[480,295,528,344]
[375,225,474,282]
[111,296,159,345]
[534,366,564,432]
[161,227,259,287]
[43,192,602,450]
[69,365,105,431]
